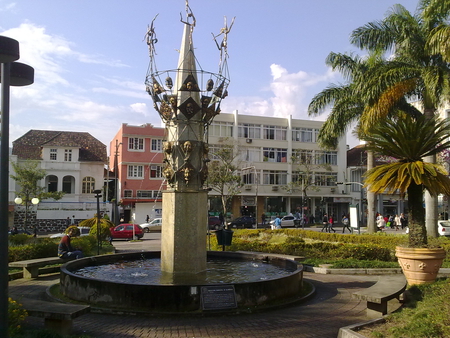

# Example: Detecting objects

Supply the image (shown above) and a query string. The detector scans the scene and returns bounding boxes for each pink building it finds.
[110,123,166,223]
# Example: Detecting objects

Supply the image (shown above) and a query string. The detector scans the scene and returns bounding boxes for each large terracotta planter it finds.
[395,246,446,285]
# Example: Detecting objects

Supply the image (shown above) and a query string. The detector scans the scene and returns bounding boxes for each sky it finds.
[1,0,420,152]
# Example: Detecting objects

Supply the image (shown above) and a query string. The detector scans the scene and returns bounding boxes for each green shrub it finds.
[8,239,58,262]
[335,243,394,261]
[8,233,31,246]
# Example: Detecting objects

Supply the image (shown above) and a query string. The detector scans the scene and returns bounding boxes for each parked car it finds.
[50,226,91,238]
[8,228,31,235]
[208,216,222,230]
[140,218,162,232]
[438,220,450,237]
[227,216,256,229]
[406,220,450,237]
[269,215,300,228]
[110,224,144,240]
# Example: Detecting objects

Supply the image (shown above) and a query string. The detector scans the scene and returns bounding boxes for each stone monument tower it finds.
[145,2,232,276]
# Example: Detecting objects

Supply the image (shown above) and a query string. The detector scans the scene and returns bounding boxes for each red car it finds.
[110,224,144,241]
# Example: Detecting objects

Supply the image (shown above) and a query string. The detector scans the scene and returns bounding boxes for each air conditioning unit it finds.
[246,138,252,143]
[272,185,279,191]
[244,184,252,190]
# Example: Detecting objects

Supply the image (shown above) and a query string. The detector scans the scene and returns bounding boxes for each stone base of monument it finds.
[59,251,304,314]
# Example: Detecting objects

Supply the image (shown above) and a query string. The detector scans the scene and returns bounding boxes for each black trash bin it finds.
[215,229,233,246]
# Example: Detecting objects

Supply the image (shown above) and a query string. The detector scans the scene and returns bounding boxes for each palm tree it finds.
[308,52,421,233]
[424,0,450,61]
[350,3,450,237]
[363,114,450,247]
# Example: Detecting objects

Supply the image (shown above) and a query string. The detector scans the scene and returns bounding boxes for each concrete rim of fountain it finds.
[57,251,310,315]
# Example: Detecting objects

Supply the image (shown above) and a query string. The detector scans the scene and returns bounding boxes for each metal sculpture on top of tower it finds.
[145,1,233,191]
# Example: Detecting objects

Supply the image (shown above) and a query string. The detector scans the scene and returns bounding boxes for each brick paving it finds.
[9,232,378,338]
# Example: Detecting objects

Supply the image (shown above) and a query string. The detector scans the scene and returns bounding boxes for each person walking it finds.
[394,214,401,231]
[321,214,329,232]
[342,215,351,233]
[261,213,266,227]
[273,215,282,230]
[328,214,336,233]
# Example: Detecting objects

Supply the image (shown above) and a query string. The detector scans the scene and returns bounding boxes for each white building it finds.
[208,111,349,223]
[11,130,110,229]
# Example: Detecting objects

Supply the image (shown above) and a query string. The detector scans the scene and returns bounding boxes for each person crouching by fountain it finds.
[58,227,84,260]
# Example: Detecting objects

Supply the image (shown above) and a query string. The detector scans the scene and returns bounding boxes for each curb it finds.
[338,318,385,338]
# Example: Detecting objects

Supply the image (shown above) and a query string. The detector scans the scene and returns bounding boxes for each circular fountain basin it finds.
[60,251,303,314]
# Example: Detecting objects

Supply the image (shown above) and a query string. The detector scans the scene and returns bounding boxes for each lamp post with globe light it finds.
[14,196,40,235]
[0,35,34,338]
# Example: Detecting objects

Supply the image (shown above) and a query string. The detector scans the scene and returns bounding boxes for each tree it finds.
[206,140,242,217]
[363,114,450,247]
[286,151,333,218]
[308,52,393,233]
[11,161,64,232]
[350,3,450,236]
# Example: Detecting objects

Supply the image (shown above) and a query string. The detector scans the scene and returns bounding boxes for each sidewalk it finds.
[10,232,379,338]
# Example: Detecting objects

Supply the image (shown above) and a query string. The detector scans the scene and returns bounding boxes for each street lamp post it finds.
[0,36,34,338]
[242,166,258,228]
[14,197,40,235]
[94,189,102,255]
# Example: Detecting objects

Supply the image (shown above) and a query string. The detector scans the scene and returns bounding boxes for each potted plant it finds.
[363,114,450,285]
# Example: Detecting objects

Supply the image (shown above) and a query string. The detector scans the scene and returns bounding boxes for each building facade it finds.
[111,112,349,224]
[11,130,109,229]
[109,123,166,224]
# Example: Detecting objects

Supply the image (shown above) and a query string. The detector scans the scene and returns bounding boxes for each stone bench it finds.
[352,275,407,318]
[9,257,68,278]
[19,298,90,335]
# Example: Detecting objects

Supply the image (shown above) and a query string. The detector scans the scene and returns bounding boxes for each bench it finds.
[352,275,407,318]
[19,298,90,335]
[9,257,68,278]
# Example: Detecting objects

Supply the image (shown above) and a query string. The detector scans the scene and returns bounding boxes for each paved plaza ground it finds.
[10,228,396,338]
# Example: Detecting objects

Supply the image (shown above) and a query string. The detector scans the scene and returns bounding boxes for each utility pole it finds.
[112,140,121,225]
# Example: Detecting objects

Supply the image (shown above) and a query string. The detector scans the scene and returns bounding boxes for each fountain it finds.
[59,2,304,314]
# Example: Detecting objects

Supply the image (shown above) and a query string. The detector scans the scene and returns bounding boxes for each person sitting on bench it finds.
[58,227,84,260]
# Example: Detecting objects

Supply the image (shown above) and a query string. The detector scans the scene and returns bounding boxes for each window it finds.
[239,147,260,162]
[151,139,163,152]
[209,121,233,137]
[123,190,133,198]
[262,170,287,185]
[128,165,144,178]
[82,177,95,194]
[315,151,338,165]
[64,149,72,162]
[315,172,338,186]
[242,171,258,184]
[238,123,261,139]
[263,148,287,162]
[263,125,287,140]
[50,149,57,161]
[128,137,144,151]
[62,176,74,194]
[137,190,162,198]
[292,128,317,143]
[292,149,313,164]
[47,175,58,192]
[150,165,163,178]
[137,190,153,198]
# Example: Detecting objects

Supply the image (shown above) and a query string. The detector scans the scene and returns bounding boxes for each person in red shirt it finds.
[58,228,83,260]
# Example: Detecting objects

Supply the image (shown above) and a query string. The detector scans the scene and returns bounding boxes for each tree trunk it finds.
[423,106,438,237]
[407,182,427,247]
[424,154,438,237]
[366,150,377,233]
